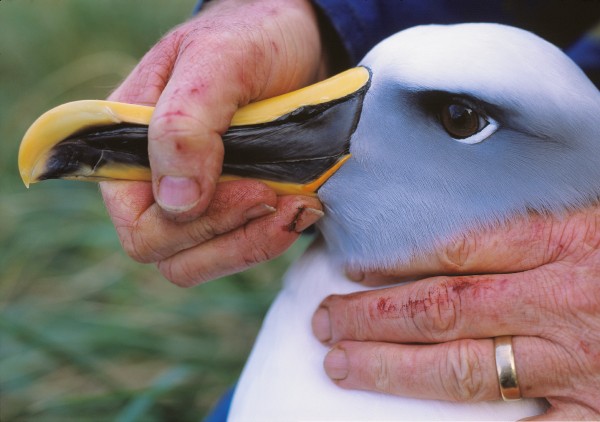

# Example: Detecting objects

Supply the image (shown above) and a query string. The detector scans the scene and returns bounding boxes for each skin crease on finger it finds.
[99,0,330,286]
[144,0,327,221]
[316,207,600,418]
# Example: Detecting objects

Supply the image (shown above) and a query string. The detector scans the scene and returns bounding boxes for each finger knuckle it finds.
[150,112,199,142]
[370,348,392,392]
[130,62,169,102]
[548,210,600,262]
[126,233,156,263]
[186,219,218,245]
[582,209,600,250]
[348,295,374,341]
[157,259,198,288]
[238,227,273,267]
[550,220,579,262]
[409,284,461,340]
[441,340,487,402]
[117,220,159,263]
[242,246,271,268]
[178,26,202,56]
[118,35,178,104]
[438,234,478,272]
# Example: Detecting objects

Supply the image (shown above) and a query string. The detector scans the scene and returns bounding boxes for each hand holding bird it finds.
[314,207,600,420]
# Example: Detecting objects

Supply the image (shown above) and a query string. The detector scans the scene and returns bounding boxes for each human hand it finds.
[100,0,326,285]
[312,206,600,420]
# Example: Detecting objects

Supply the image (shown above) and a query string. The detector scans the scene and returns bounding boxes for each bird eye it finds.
[440,103,497,144]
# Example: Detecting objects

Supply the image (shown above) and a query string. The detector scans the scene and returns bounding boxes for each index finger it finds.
[313,270,541,345]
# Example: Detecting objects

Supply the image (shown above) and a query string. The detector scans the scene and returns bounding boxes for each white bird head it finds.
[318,23,600,270]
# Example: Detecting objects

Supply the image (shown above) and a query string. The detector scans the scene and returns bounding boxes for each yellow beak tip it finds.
[19,168,32,188]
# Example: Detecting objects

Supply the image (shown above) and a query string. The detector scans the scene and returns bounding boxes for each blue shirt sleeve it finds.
[565,32,600,86]
[312,0,600,87]
[312,0,508,65]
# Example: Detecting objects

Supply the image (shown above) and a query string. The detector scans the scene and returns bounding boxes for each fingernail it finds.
[294,207,324,233]
[345,268,365,282]
[312,306,332,343]
[324,347,349,380]
[245,203,276,220]
[157,176,201,212]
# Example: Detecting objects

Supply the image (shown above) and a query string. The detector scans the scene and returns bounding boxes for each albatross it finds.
[19,24,600,421]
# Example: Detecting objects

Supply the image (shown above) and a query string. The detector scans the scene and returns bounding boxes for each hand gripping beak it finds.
[19,67,371,195]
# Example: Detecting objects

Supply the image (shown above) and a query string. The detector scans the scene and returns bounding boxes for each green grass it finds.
[0,2,307,420]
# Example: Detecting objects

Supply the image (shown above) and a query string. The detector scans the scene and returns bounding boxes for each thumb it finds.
[106,23,246,222]
[148,0,324,221]
[147,39,234,221]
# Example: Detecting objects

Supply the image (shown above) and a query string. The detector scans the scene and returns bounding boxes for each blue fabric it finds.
[192,0,207,15]
[312,0,600,87]
[565,32,600,85]
[312,0,507,64]
[202,386,235,422]
[568,32,600,69]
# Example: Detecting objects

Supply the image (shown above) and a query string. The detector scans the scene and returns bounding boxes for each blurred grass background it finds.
[0,1,308,420]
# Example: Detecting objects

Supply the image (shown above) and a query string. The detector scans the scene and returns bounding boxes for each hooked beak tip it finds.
[20,170,32,188]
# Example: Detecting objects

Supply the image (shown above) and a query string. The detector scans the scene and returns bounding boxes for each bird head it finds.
[18,24,600,272]
[318,23,600,269]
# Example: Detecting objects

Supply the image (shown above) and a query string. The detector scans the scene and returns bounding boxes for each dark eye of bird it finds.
[441,104,481,139]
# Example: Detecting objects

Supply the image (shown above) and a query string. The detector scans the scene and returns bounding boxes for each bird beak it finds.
[19,66,370,195]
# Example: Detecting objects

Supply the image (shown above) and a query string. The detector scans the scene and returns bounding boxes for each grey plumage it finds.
[319,24,600,269]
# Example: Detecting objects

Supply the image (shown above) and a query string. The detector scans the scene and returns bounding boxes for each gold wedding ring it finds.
[494,336,522,401]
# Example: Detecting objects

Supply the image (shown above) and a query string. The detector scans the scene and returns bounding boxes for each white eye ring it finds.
[456,116,499,144]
